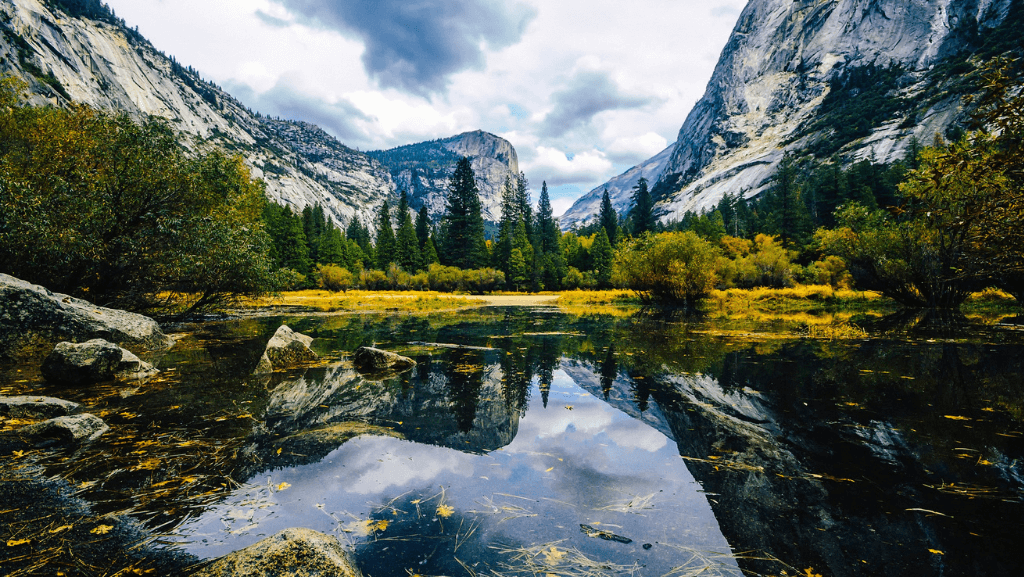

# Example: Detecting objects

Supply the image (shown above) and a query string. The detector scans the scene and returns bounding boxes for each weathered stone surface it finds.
[116,349,160,381]
[0,396,80,419]
[17,413,109,446]
[41,339,124,384]
[563,0,1016,227]
[256,326,318,373]
[352,346,415,374]
[0,273,174,360]
[194,527,362,577]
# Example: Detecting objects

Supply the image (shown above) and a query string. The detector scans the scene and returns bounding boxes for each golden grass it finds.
[245,290,479,313]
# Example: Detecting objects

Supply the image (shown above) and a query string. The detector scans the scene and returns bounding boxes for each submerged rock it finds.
[41,339,158,384]
[352,346,415,374]
[194,527,362,577]
[255,325,318,374]
[0,273,174,360]
[14,413,109,447]
[0,396,80,419]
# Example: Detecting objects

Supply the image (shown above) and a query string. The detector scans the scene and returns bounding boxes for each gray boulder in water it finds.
[16,413,110,447]
[194,527,363,577]
[41,339,159,384]
[0,273,174,360]
[254,325,319,374]
[0,396,80,419]
[352,346,415,373]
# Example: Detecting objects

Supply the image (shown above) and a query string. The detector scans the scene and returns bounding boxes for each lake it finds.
[1,306,1023,576]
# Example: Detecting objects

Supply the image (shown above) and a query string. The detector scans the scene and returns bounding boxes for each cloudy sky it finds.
[104,0,748,215]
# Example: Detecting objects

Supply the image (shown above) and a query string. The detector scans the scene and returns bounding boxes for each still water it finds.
[2,307,1023,576]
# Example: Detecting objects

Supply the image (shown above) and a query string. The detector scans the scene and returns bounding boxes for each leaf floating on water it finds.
[545,467,554,472]
[579,523,632,544]
[276,448,282,455]
[803,569,823,577]
[943,415,971,421]
[6,538,30,546]
[436,504,454,518]
[929,549,945,555]
[49,525,73,534]
[276,482,291,492]
[564,405,574,410]
[543,546,567,565]
[91,524,113,535]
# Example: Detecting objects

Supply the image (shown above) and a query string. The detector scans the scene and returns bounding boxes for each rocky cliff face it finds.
[0,0,518,230]
[369,130,520,224]
[565,0,1018,224]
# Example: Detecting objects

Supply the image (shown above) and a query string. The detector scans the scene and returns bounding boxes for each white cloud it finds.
[103,0,749,201]
[605,132,669,164]
[523,147,613,187]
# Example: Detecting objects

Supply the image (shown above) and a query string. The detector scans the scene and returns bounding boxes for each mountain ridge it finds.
[0,0,519,230]
[564,0,1021,226]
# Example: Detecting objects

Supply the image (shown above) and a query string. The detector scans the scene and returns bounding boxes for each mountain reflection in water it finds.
[3,308,1023,577]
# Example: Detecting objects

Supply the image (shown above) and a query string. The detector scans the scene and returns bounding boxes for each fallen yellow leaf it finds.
[90,525,113,535]
[7,538,30,546]
[943,415,970,421]
[276,482,291,491]
[436,504,454,518]
[49,525,73,534]
[929,549,945,555]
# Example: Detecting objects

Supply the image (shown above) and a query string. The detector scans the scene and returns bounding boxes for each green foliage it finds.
[317,264,354,292]
[614,231,720,307]
[395,190,421,272]
[628,177,657,236]
[440,157,488,269]
[0,88,277,313]
[599,188,619,246]
[591,228,614,288]
[374,200,396,270]
[717,234,800,289]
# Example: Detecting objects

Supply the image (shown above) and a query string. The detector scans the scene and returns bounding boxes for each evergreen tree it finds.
[415,205,431,252]
[592,228,614,288]
[277,207,312,275]
[493,174,517,280]
[599,188,618,246]
[318,226,348,267]
[374,200,396,270]
[395,190,421,271]
[515,172,534,241]
[629,177,656,236]
[536,181,566,289]
[762,155,813,247]
[346,217,373,259]
[440,157,488,269]
[422,233,440,266]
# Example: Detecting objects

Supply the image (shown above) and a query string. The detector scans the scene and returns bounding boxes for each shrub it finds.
[317,264,353,292]
[359,269,388,291]
[614,231,720,307]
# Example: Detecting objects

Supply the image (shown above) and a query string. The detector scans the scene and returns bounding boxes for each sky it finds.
[103,0,748,215]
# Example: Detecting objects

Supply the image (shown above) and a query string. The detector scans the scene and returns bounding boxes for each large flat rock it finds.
[0,273,174,360]
[194,527,362,577]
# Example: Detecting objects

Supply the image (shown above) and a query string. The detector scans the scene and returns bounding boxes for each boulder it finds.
[0,273,175,360]
[41,339,159,384]
[41,339,123,384]
[15,413,109,447]
[0,396,80,419]
[352,346,416,374]
[255,325,318,373]
[194,527,363,577]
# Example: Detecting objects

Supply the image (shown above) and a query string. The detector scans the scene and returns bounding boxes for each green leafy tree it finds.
[0,82,277,313]
[536,181,566,289]
[591,228,614,288]
[614,231,720,308]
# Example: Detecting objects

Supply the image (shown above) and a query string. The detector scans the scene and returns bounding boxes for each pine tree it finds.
[598,188,618,246]
[629,177,656,236]
[422,233,440,265]
[374,200,396,270]
[493,174,517,280]
[511,219,534,291]
[515,172,534,241]
[536,181,566,289]
[395,190,421,271]
[415,205,431,252]
[763,155,813,247]
[440,157,488,269]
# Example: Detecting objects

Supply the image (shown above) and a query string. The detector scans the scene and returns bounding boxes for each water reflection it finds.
[3,308,1023,577]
